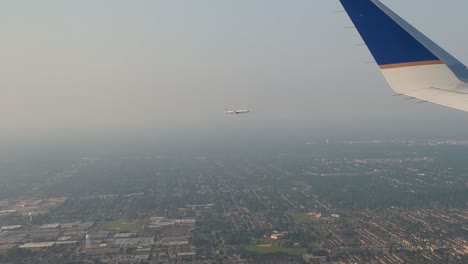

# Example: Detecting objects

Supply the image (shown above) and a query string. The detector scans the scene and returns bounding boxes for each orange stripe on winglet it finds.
[379,60,444,69]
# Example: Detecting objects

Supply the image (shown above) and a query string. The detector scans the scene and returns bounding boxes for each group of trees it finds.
[307,174,467,210]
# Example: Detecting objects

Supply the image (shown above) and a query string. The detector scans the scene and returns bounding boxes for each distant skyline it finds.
[1,0,468,144]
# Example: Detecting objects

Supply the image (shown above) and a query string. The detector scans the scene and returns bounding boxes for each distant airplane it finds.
[339,0,468,112]
[225,108,250,115]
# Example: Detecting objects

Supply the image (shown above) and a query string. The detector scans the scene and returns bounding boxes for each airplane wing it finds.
[338,0,468,112]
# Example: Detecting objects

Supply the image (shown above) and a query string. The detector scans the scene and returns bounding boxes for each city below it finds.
[0,140,466,263]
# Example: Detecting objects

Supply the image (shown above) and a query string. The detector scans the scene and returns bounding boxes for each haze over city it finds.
[2,0,468,148]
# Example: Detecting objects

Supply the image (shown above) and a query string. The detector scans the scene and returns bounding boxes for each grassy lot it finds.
[160,226,188,236]
[244,238,307,256]
[243,244,307,256]
[104,221,140,233]
[289,212,314,222]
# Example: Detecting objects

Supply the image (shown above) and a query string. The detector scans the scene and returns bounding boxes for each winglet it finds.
[338,0,468,112]
[338,0,468,81]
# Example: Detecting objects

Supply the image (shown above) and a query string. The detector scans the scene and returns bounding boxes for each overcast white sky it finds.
[1,0,468,144]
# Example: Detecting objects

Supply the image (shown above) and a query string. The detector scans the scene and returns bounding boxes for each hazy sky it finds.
[2,0,468,144]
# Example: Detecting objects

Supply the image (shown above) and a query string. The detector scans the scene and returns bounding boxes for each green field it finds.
[289,212,314,222]
[243,244,307,256]
[104,221,140,232]
[160,226,188,236]
[244,238,307,256]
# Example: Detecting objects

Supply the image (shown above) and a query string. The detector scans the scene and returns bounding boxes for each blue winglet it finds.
[339,0,468,81]
[339,0,438,66]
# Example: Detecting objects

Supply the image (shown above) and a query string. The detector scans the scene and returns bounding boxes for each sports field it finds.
[289,212,314,222]
[103,221,140,232]
[244,238,307,256]
[243,244,307,256]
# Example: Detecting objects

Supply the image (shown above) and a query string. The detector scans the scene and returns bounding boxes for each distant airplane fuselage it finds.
[225,108,250,115]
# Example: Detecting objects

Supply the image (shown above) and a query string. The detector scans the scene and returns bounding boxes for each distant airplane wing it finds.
[225,109,250,115]
[339,0,468,112]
